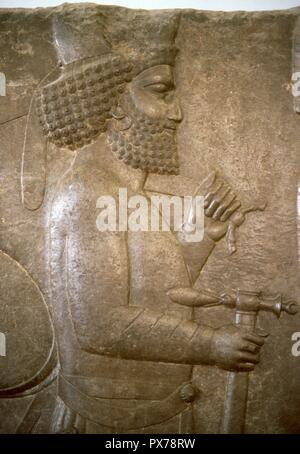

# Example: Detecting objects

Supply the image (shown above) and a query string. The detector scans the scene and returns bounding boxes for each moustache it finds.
[162,120,178,131]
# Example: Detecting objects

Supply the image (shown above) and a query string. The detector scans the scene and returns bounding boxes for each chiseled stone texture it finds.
[0,4,299,434]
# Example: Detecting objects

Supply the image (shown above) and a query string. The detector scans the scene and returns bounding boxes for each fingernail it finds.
[255,328,269,337]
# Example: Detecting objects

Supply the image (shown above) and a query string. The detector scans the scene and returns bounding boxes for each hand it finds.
[210,324,265,372]
[202,174,242,242]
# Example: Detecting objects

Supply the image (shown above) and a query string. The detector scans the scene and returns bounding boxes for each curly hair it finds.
[35,54,133,150]
[35,46,177,151]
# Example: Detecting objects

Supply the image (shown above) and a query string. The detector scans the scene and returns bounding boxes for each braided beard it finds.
[106,112,179,175]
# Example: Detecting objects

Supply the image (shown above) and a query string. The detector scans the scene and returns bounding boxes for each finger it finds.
[204,181,224,208]
[243,333,265,346]
[213,192,237,220]
[240,342,260,354]
[212,192,236,220]
[217,184,231,202]
[236,362,255,372]
[204,194,212,209]
[238,352,260,364]
[219,191,237,210]
[220,200,241,221]
[205,199,220,217]
[212,204,227,220]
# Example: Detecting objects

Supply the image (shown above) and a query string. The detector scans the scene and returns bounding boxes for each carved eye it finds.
[148,83,169,93]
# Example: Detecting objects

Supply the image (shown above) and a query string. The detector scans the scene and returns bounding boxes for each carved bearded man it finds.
[22,10,265,433]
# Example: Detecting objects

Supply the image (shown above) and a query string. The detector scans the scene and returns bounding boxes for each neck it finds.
[76,135,147,192]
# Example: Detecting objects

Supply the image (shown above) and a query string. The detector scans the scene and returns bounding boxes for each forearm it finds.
[80,305,215,365]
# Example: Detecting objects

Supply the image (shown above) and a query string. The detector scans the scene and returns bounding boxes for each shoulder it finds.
[49,158,122,236]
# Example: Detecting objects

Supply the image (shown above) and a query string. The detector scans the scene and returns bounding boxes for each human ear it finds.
[110,105,132,131]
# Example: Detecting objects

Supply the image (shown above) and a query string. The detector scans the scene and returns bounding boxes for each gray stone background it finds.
[0,4,299,433]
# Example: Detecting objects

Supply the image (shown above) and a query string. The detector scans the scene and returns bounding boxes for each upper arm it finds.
[49,179,129,351]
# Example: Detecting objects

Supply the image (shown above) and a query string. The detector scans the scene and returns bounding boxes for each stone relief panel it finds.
[0,4,299,434]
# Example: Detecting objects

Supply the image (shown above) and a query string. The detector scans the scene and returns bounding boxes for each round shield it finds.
[0,251,55,394]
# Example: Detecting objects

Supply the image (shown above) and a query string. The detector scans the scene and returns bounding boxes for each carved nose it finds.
[167,100,183,122]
